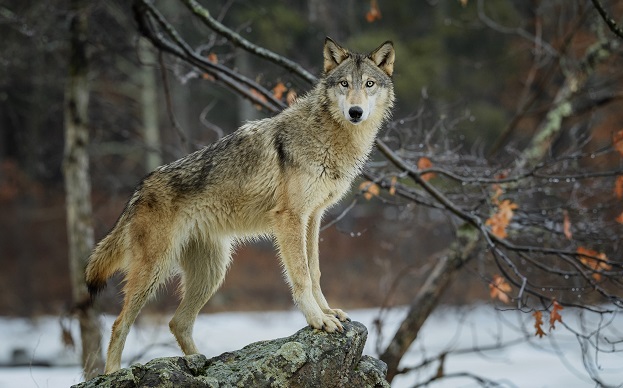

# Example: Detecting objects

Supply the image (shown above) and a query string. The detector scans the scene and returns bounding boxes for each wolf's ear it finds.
[324,37,350,73]
[369,41,395,76]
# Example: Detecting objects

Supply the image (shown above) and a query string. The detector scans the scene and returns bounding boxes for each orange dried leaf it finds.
[201,73,215,81]
[417,156,433,169]
[366,0,382,22]
[615,176,623,199]
[563,210,572,240]
[616,212,623,224]
[550,300,563,330]
[359,181,380,200]
[272,82,287,100]
[490,171,509,205]
[286,89,298,106]
[486,199,518,239]
[577,247,612,282]
[489,275,512,304]
[614,129,623,156]
[207,52,218,63]
[417,157,436,181]
[533,311,546,338]
[389,176,397,196]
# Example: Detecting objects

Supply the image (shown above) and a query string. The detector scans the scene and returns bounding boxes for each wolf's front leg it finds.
[272,207,344,332]
[306,211,350,323]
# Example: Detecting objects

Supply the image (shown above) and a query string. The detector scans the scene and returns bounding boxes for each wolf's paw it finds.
[324,308,350,322]
[308,313,344,333]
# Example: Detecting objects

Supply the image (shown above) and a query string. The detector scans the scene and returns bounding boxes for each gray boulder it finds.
[73,320,389,387]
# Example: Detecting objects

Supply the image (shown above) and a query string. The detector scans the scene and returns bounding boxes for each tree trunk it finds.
[235,49,263,123]
[381,224,481,382]
[63,0,104,379]
[515,39,614,171]
[138,37,162,172]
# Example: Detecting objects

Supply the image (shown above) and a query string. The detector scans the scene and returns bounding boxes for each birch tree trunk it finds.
[63,0,104,378]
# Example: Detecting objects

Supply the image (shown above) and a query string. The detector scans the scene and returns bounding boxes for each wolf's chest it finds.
[309,147,364,183]
[303,151,365,206]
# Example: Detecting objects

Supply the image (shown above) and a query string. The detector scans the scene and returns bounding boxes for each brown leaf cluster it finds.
[272,82,287,100]
[550,301,563,330]
[533,301,565,338]
[207,52,218,63]
[359,181,380,200]
[201,52,219,81]
[272,82,297,106]
[417,157,436,181]
[533,311,546,338]
[389,176,397,196]
[486,199,518,239]
[489,274,512,303]
[359,177,400,200]
[577,247,612,281]
[366,0,382,23]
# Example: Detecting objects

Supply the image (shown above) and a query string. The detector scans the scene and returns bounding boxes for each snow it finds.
[0,306,621,387]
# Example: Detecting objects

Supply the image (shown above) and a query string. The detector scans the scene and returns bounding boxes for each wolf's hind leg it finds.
[106,253,172,374]
[169,237,231,355]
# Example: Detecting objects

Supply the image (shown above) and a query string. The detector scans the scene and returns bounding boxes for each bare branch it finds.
[133,0,286,113]
[158,51,188,153]
[476,0,557,56]
[590,0,623,40]
[180,0,318,84]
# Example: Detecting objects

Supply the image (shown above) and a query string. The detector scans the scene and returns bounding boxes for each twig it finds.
[476,0,557,56]
[590,0,623,40]
[320,197,359,231]
[158,51,188,152]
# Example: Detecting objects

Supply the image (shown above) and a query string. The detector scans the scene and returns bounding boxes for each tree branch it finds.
[133,0,286,113]
[180,0,318,84]
[590,0,623,40]
[516,38,616,170]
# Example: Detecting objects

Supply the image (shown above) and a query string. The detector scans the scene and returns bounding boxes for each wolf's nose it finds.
[349,106,363,120]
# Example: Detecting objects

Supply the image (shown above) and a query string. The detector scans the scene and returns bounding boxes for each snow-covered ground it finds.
[0,305,621,387]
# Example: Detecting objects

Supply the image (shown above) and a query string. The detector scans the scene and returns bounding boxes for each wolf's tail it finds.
[85,223,126,298]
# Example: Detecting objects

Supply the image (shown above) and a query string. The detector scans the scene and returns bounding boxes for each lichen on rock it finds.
[73,321,389,388]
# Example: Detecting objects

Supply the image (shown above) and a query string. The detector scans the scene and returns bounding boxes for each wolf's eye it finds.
[365,80,375,88]
[340,80,348,87]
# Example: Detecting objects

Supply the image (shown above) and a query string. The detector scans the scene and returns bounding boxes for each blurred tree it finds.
[138,37,162,172]
[63,0,104,378]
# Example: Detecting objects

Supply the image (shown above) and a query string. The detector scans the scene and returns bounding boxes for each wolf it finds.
[86,37,395,373]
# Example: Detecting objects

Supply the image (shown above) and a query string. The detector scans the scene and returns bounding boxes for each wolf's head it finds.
[322,37,395,127]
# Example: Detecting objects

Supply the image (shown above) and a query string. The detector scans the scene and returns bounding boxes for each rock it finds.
[73,321,389,388]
